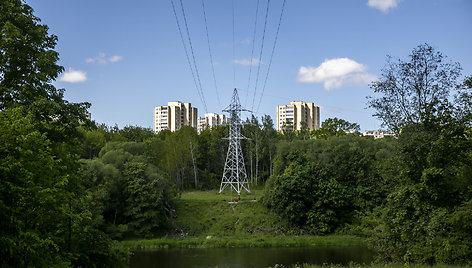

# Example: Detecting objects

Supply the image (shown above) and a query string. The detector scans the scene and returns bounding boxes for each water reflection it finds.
[130,245,374,268]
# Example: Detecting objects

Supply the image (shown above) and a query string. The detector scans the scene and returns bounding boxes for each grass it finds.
[173,189,292,236]
[120,190,367,250]
[120,234,366,250]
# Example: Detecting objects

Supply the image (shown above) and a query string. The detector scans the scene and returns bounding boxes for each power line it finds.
[256,0,286,113]
[251,0,270,111]
[178,0,208,113]
[170,0,205,112]
[232,0,236,88]
[244,0,260,106]
[201,0,222,110]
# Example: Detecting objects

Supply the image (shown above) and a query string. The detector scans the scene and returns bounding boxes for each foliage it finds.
[366,44,472,265]
[79,141,175,239]
[196,125,228,189]
[0,0,63,110]
[373,120,472,265]
[311,117,361,139]
[0,1,128,266]
[264,135,397,234]
[367,43,462,133]
[243,115,278,186]
[0,107,67,266]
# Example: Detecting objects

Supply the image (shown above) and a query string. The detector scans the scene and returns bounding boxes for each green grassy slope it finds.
[120,190,365,250]
[173,190,291,236]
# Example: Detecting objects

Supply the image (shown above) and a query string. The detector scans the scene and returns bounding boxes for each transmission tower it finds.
[219,89,251,195]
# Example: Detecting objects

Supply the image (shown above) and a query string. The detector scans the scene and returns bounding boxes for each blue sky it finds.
[27,0,472,131]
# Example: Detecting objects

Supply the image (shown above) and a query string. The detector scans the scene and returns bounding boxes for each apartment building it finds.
[153,101,198,133]
[276,101,320,132]
[362,130,395,139]
[197,113,226,133]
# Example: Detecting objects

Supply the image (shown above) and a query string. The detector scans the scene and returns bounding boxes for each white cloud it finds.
[233,58,261,66]
[59,68,87,83]
[297,58,377,90]
[86,53,122,64]
[367,0,400,13]
[109,55,123,62]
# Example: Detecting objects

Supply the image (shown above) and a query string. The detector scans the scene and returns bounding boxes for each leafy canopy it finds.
[367,43,462,132]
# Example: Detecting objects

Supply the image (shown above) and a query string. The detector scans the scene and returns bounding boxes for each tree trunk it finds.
[255,138,259,186]
[249,147,253,183]
[189,140,198,189]
[68,199,72,252]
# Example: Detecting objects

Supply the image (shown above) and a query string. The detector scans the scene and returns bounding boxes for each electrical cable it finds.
[202,0,222,110]
[232,0,236,88]
[245,0,261,106]
[251,0,270,112]
[256,0,286,113]
[179,0,208,113]
[170,0,205,112]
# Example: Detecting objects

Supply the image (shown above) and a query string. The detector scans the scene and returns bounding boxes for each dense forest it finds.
[1,0,471,267]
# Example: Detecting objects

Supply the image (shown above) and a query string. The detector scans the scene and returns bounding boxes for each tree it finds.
[264,151,353,234]
[1,1,124,266]
[196,126,228,189]
[266,135,396,234]
[456,76,472,123]
[0,0,90,121]
[367,43,462,132]
[123,162,169,237]
[243,115,262,185]
[0,107,67,266]
[0,0,62,110]
[311,117,360,139]
[366,44,472,265]
[261,115,277,178]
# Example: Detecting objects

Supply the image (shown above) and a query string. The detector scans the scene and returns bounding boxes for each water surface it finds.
[130,245,374,268]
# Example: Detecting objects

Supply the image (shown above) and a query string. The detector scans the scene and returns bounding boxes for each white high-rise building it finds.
[276,101,320,132]
[153,101,198,133]
[197,113,226,133]
[362,130,395,139]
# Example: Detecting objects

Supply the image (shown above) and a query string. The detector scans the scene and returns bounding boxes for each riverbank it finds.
[119,190,367,251]
[277,264,465,268]
[120,234,367,250]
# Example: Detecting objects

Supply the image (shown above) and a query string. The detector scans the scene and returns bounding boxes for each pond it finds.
[130,245,375,268]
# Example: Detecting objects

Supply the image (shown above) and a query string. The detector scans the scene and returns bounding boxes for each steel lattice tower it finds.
[219,89,250,194]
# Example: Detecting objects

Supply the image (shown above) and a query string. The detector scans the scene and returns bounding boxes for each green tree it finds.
[367,43,462,133]
[80,126,107,159]
[260,115,278,179]
[196,125,228,189]
[0,0,62,109]
[311,117,360,139]
[123,162,170,237]
[79,140,175,239]
[265,135,395,234]
[0,107,67,266]
[0,1,125,266]
[367,44,472,265]
[264,152,352,234]
[115,126,155,142]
